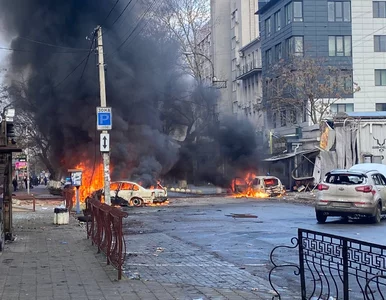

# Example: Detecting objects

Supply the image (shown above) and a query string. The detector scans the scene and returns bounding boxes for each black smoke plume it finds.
[0,0,181,184]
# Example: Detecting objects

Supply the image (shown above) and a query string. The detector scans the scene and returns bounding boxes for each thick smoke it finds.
[0,0,264,187]
[0,0,181,184]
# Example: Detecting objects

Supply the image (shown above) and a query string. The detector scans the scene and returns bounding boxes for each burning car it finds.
[92,181,168,207]
[231,174,285,198]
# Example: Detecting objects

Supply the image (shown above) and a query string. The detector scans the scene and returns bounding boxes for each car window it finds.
[252,178,260,186]
[110,182,120,190]
[133,184,139,191]
[376,174,386,185]
[325,174,366,185]
[264,178,279,187]
[372,175,381,185]
[121,183,134,190]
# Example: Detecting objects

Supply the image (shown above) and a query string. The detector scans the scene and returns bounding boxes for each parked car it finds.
[315,168,386,224]
[231,175,285,197]
[92,181,168,207]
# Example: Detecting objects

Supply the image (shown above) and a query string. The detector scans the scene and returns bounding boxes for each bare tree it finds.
[265,56,360,125]
[158,0,211,79]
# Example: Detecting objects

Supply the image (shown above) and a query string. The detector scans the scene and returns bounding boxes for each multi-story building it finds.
[210,0,263,131]
[257,0,386,188]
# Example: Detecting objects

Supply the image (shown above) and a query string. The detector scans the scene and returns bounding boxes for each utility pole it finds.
[26,128,30,195]
[96,26,111,205]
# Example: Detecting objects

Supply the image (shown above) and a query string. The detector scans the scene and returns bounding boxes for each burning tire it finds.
[131,197,144,207]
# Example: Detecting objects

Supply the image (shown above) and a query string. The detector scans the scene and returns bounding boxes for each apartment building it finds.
[210,0,263,131]
[259,0,386,126]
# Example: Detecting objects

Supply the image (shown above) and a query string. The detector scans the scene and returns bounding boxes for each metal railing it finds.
[269,228,386,300]
[86,197,128,280]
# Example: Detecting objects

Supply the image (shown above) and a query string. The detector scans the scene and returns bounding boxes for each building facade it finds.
[210,0,263,130]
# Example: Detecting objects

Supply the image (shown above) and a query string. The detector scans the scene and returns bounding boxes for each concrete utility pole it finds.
[96,26,111,205]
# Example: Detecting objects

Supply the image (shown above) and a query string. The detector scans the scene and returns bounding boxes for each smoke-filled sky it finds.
[0,0,263,186]
[0,0,187,182]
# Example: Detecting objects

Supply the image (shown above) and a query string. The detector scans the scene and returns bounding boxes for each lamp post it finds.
[182,51,217,85]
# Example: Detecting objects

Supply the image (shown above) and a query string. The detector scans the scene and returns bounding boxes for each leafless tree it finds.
[158,0,211,79]
[265,56,360,125]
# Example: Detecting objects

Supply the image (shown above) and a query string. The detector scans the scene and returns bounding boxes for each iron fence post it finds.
[343,239,349,300]
[298,229,306,299]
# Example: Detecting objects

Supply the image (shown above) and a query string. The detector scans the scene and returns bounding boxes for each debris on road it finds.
[226,213,258,218]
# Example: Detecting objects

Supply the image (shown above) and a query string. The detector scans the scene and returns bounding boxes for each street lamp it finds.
[182,51,217,85]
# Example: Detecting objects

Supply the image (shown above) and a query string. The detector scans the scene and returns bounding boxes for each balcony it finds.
[236,59,262,80]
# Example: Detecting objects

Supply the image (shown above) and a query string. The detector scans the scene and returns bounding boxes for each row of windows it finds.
[265,1,352,38]
[265,35,354,65]
[266,36,304,65]
[272,102,386,128]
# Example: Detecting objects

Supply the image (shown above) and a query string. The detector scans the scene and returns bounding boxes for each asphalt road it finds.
[122,196,386,299]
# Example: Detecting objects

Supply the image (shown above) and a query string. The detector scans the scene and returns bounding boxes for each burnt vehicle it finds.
[231,175,285,197]
[91,181,168,207]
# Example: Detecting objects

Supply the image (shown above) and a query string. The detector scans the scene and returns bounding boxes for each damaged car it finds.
[232,175,285,197]
[92,181,168,207]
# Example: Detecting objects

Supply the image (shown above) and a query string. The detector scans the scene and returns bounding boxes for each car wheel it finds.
[131,197,144,207]
[316,211,327,224]
[371,204,382,224]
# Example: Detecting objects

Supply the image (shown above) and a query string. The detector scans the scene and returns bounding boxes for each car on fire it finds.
[232,175,285,197]
[315,167,386,224]
[92,181,168,207]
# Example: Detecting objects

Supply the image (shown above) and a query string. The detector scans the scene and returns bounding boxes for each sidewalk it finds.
[0,204,270,300]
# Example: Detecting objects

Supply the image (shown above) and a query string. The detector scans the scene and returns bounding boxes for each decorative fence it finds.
[86,197,128,280]
[269,228,386,300]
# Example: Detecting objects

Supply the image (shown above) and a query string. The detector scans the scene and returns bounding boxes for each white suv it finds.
[315,169,386,224]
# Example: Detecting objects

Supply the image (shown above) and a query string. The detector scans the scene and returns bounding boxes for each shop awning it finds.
[263,149,319,162]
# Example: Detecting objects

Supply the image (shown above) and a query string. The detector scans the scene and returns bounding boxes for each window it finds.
[286,36,304,57]
[375,35,386,52]
[285,3,292,24]
[284,2,303,24]
[288,109,297,124]
[231,9,238,28]
[231,37,236,50]
[265,17,271,37]
[374,1,386,18]
[330,103,354,113]
[375,69,386,86]
[328,36,351,56]
[293,1,303,22]
[275,43,282,60]
[328,1,351,22]
[266,49,272,65]
[274,10,281,32]
[376,103,386,111]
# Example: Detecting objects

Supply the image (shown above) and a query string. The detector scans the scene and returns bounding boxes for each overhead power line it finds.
[110,0,135,27]
[106,0,159,59]
[103,0,121,24]
[0,46,89,54]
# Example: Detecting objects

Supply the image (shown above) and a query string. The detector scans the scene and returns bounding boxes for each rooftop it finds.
[256,0,281,15]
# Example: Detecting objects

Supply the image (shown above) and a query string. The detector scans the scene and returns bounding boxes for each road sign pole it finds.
[96,25,111,205]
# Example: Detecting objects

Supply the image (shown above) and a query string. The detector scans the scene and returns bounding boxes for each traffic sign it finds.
[100,133,110,152]
[96,107,112,130]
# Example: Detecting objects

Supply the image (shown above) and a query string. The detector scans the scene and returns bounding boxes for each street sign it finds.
[71,171,82,187]
[96,107,112,130]
[100,133,110,152]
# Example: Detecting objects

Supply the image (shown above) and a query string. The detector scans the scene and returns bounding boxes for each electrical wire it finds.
[54,54,91,88]
[110,0,135,27]
[105,0,158,60]
[79,33,97,82]
[0,46,89,53]
[103,0,121,24]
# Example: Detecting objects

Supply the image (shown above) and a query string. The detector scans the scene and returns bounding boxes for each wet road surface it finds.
[122,197,386,299]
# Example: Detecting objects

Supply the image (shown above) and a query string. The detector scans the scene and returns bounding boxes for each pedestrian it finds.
[12,178,17,192]
[44,176,48,186]
[24,176,27,189]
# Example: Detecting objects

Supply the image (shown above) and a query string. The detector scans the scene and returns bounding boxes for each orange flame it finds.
[73,162,105,203]
[231,172,270,198]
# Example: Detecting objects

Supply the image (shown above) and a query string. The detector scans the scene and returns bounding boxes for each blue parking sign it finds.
[96,107,112,130]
